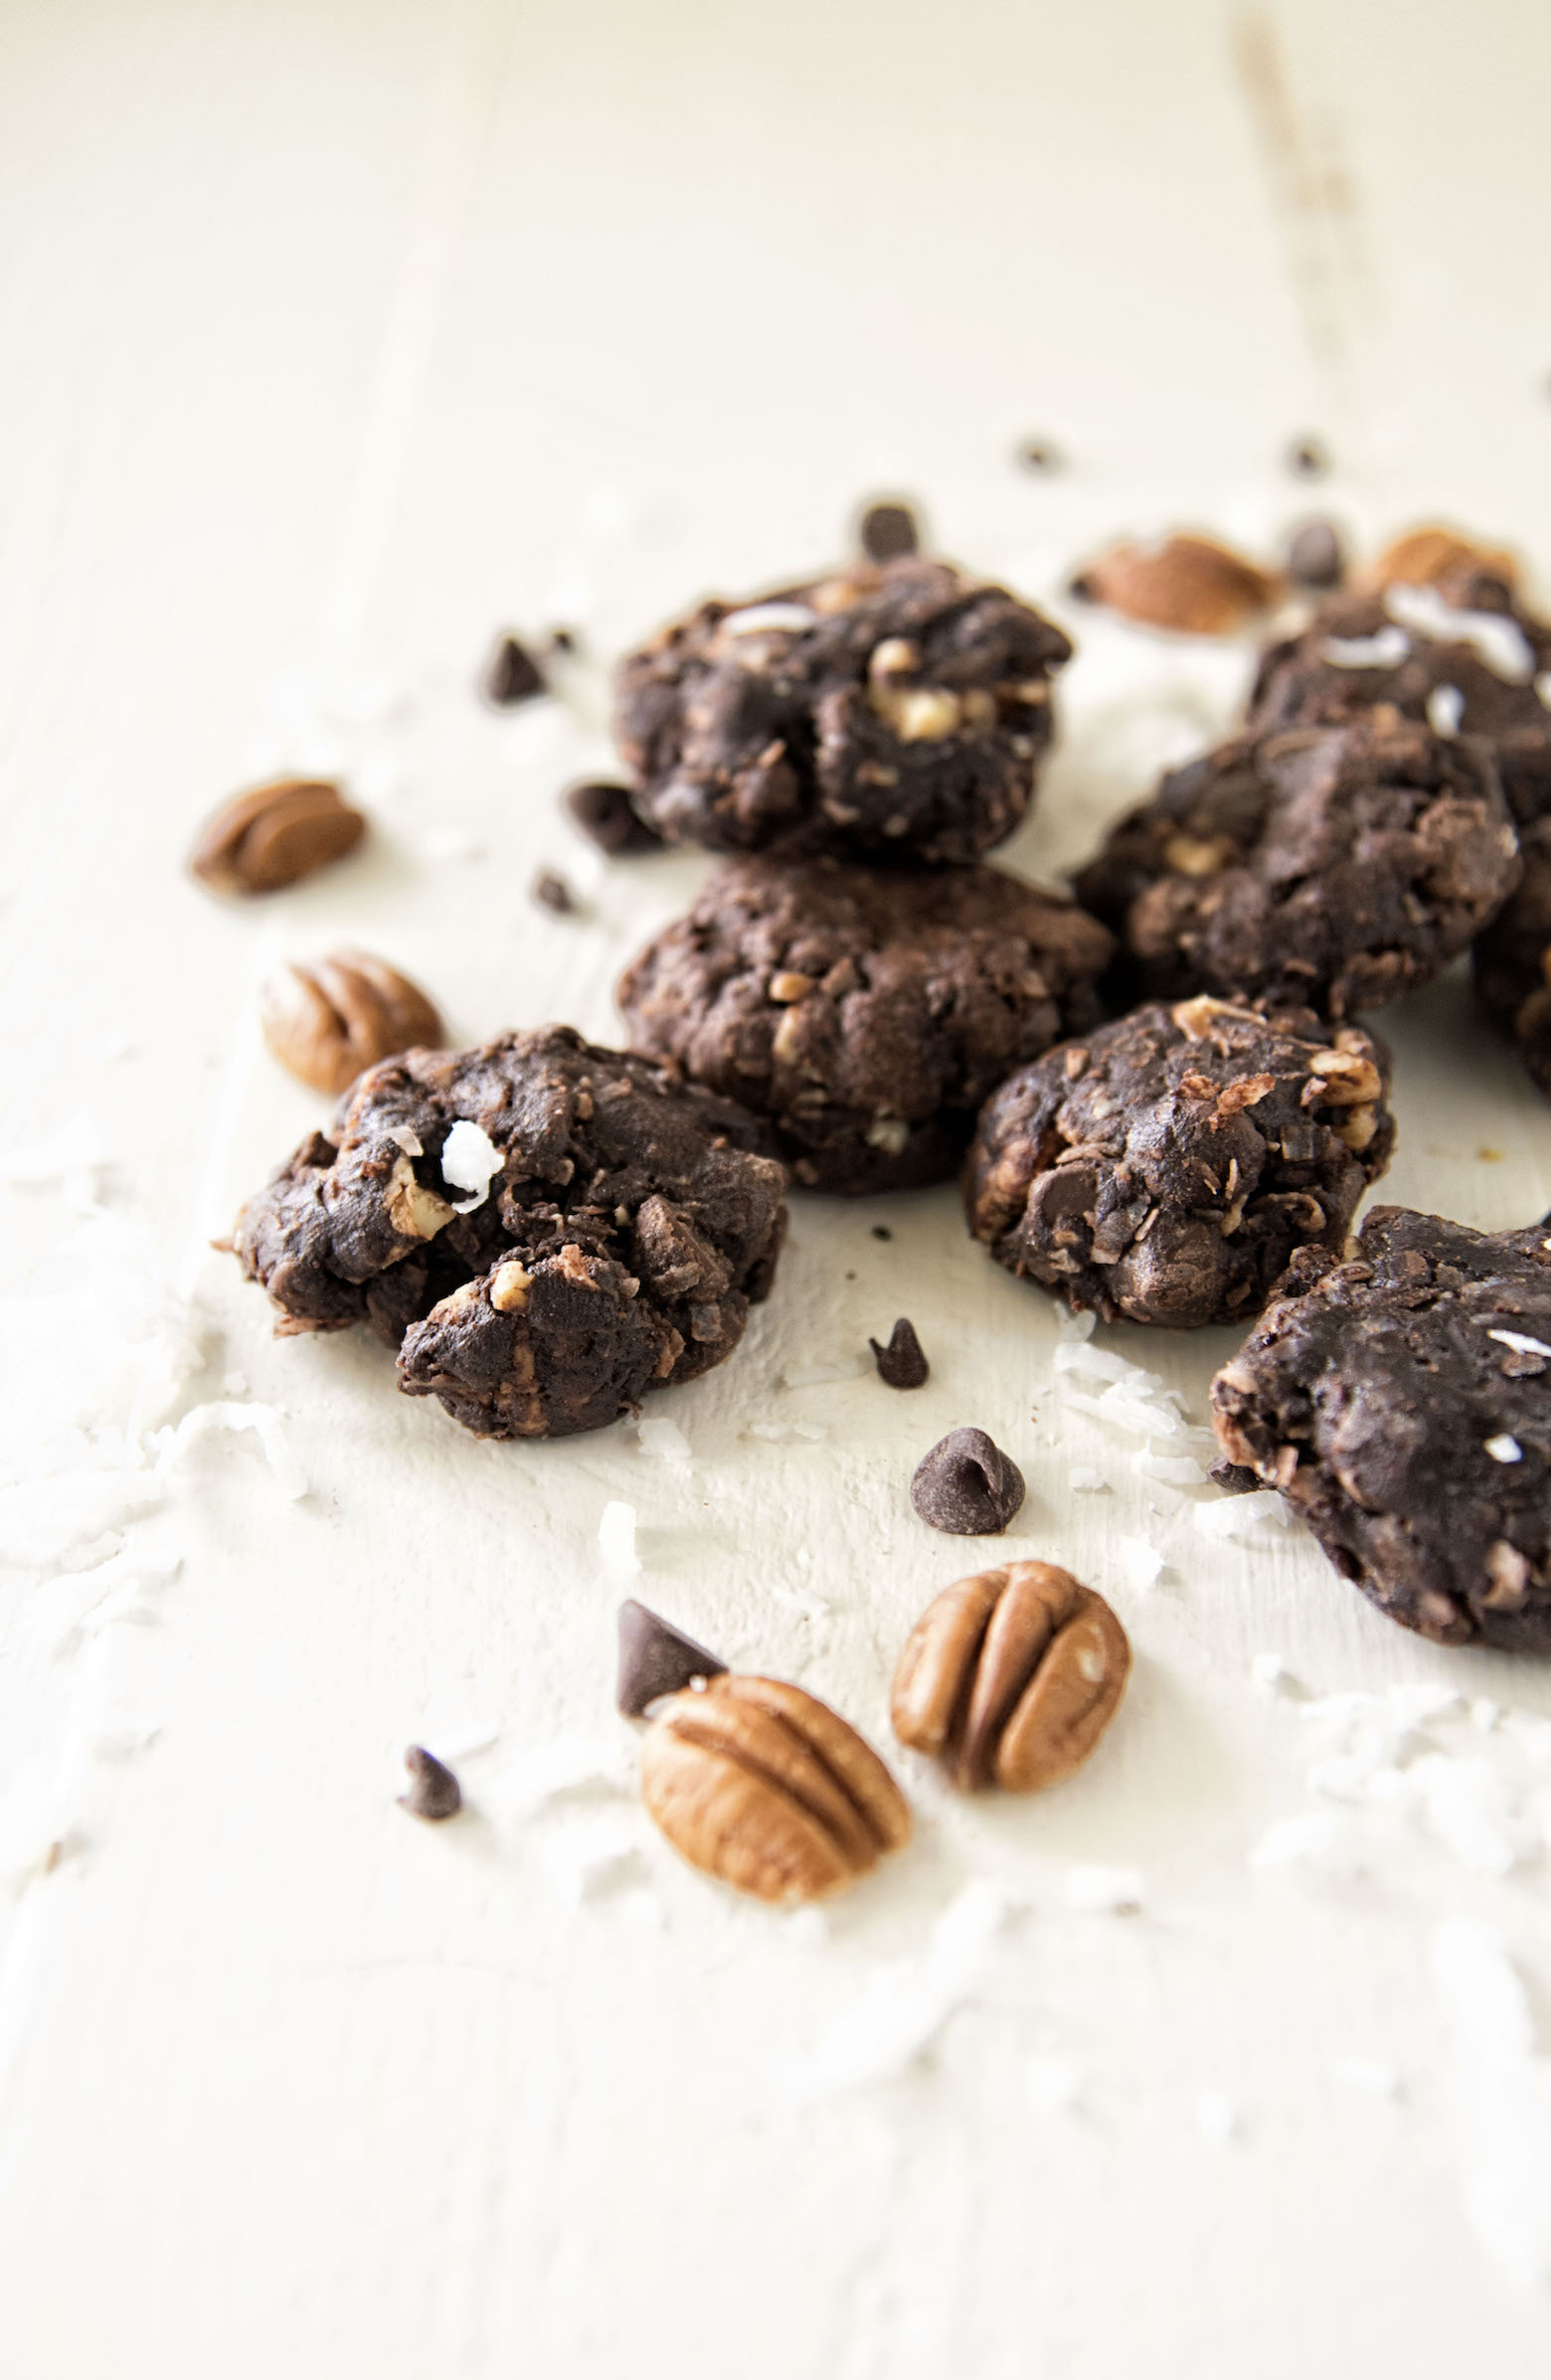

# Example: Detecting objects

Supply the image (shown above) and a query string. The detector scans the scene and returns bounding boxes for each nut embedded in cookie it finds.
[231,1025,786,1442]
[612,557,1071,863]
[963,998,1396,1328]
[616,854,1112,1194]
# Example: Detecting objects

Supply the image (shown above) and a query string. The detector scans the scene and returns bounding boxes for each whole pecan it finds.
[891,1560,1129,1791]
[1069,533,1277,635]
[640,1673,911,1903]
[258,950,443,1095]
[190,776,366,896]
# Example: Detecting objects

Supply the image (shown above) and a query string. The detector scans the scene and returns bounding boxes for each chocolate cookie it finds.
[965,997,1394,1327]
[615,856,1113,1194]
[1474,815,1551,1097]
[1213,1207,1551,1650]
[612,558,1071,862]
[1072,715,1519,1018]
[1248,574,1551,827]
[233,1026,786,1441]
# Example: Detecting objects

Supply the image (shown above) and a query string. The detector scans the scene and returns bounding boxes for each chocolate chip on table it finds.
[616,1599,728,1718]
[891,1560,1130,1791]
[1016,438,1062,473]
[189,776,366,897]
[564,778,662,855]
[546,626,580,655]
[911,1428,1025,1535]
[869,1317,930,1389]
[1066,533,1277,635]
[638,1672,911,1903]
[481,633,547,706]
[1286,518,1346,590]
[871,1224,893,1241]
[259,949,443,1097]
[532,867,578,915]
[857,500,920,563]
[399,1745,461,1822]
[1287,436,1330,477]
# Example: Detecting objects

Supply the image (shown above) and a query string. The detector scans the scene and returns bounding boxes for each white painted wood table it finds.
[3,2,1551,2371]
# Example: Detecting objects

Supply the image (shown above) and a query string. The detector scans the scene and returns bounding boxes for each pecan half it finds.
[1358,524,1518,597]
[190,776,366,896]
[1069,534,1277,635]
[259,949,443,1095]
[891,1560,1129,1791]
[640,1673,911,1903]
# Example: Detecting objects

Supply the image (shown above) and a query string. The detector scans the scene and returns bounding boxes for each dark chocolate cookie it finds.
[612,558,1071,863]
[1248,574,1551,827]
[965,996,1394,1327]
[615,856,1113,1194]
[1072,715,1519,1018]
[1475,816,1551,1097]
[1212,1207,1551,1650]
[233,1026,786,1441]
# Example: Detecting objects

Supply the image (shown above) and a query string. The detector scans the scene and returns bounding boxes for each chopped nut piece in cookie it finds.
[892,1562,1129,1790]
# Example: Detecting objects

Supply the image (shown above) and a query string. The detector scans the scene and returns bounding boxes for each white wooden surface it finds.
[3,2,1551,2372]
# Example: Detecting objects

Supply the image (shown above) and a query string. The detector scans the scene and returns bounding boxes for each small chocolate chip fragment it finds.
[871,1224,893,1241]
[532,867,578,915]
[546,626,579,655]
[911,1427,1025,1535]
[1288,436,1329,477]
[870,1317,930,1390]
[616,1599,728,1717]
[189,776,366,897]
[399,1745,461,1822]
[1017,439,1063,473]
[1286,518,1346,590]
[481,633,547,706]
[564,778,662,856]
[1208,1456,1263,1495]
[858,500,920,562]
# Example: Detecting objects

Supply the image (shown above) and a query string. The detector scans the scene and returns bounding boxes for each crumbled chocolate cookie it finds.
[1212,1207,1551,1650]
[1073,716,1519,1018]
[1474,816,1551,1096]
[233,1026,786,1441]
[615,855,1113,1193]
[1248,576,1551,827]
[964,997,1395,1328]
[612,558,1071,863]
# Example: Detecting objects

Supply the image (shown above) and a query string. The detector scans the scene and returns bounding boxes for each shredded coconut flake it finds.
[153,1402,306,1501]
[1485,1434,1523,1464]
[439,1119,504,1212]
[636,1417,691,1463]
[598,1499,639,1576]
[1487,1327,1551,1359]
[1068,1464,1110,1493]
[1320,626,1410,669]
[1386,584,1535,683]
[1427,682,1465,737]
[1196,1488,1289,1538]
[720,601,819,636]
[1116,1536,1164,1594]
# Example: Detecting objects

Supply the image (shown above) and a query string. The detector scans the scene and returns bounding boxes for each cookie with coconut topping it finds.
[232,1026,786,1440]
[964,997,1394,1328]
[1212,1207,1551,1651]
[615,855,1113,1194]
[1248,572,1551,827]
[612,557,1072,862]
[1072,714,1519,1018]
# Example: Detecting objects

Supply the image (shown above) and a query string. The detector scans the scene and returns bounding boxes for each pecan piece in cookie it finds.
[612,557,1071,862]
[232,1026,785,1441]
[616,855,1112,1193]
[964,998,1394,1328]
[1212,1208,1551,1651]
[1073,716,1519,1019]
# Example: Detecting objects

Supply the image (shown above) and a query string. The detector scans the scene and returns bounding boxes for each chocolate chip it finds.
[399,1745,461,1822]
[1067,573,1096,603]
[481,633,547,706]
[910,1428,1025,1535]
[546,626,580,655]
[1208,1456,1264,1496]
[1017,438,1063,473]
[870,1316,930,1389]
[564,778,661,855]
[532,867,578,915]
[858,501,920,563]
[1287,518,1346,590]
[616,1599,728,1718]
[1287,435,1329,478]
[871,1224,893,1241]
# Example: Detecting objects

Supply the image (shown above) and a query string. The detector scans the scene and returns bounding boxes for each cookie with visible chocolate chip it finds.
[1072,715,1519,1018]
[615,855,1113,1194]
[1248,573,1551,827]
[233,1026,785,1441]
[612,558,1071,862]
[1212,1207,1551,1650]
[964,997,1394,1328]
